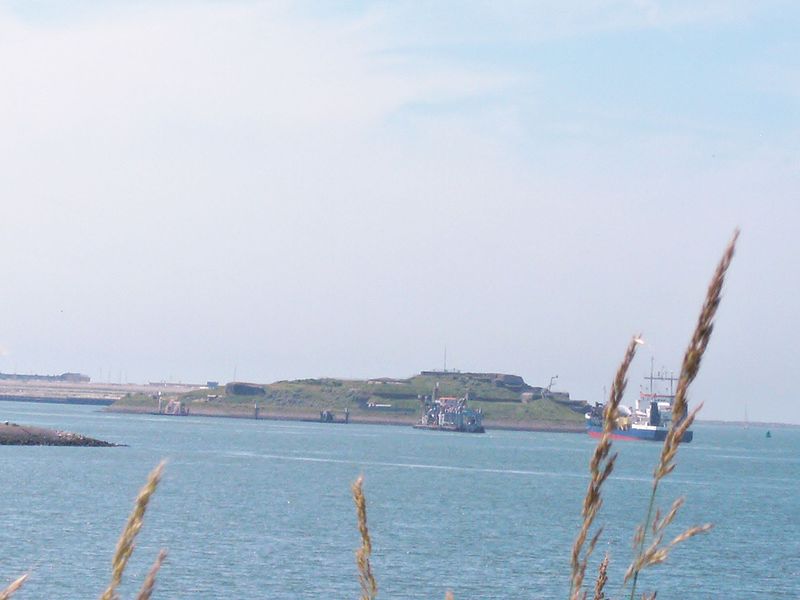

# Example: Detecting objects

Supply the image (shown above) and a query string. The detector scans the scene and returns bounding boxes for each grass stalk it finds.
[135,549,168,600]
[593,553,609,600]
[99,461,165,600]
[0,575,27,600]
[626,231,738,598]
[352,475,378,600]
[570,335,641,600]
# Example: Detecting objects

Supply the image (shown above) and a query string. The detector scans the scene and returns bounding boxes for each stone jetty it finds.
[0,422,118,446]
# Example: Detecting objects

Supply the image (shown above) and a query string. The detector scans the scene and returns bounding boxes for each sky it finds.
[1,1,798,423]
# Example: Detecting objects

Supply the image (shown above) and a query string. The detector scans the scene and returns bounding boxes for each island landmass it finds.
[109,370,588,432]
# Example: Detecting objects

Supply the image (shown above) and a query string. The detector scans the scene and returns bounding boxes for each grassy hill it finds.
[111,371,587,430]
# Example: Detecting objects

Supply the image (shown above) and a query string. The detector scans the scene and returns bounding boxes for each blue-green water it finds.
[1,402,798,599]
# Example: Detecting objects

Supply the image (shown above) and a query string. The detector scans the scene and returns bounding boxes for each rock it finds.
[0,423,119,446]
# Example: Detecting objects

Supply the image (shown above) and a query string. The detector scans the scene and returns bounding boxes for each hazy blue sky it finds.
[1,1,798,423]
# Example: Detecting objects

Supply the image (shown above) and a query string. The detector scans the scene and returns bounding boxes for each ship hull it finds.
[587,424,693,443]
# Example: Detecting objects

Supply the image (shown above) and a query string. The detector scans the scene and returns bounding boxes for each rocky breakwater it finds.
[0,422,119,446]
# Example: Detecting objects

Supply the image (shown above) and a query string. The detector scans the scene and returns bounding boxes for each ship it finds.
[585,361,693,443]
[414,384,485,433]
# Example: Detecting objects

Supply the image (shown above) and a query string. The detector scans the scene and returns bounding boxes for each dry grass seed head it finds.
[654,498,685,533]
[668,524,713,547]
[352,476,378,600]
[654,405,701,483]
[632,525,645,549]
[593,553,610,600]
[99,461,165,600]
[570,336,640,600]
[626,233,736,596]
[625,522,712,584]
[0,575,27,600]
[603,335,641,432]
[135,549,168,600]
[656,231,737,484]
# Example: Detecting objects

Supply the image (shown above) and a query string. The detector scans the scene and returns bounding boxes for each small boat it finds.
[585,361,693,443]
[414,384,485,433]
[766,430,772,438]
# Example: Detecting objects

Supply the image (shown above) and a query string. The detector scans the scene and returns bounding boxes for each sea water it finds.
[0,402,798,599]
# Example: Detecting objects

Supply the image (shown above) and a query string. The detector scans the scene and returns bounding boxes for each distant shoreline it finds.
[102,402,800,431]
[103,403,586,433]
[697,419,800,429]
[2,393,798,430]
[0,395,115,406]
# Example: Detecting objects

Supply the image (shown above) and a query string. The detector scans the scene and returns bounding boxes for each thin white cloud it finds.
[358,0,774,46]
[0,2,513,140]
